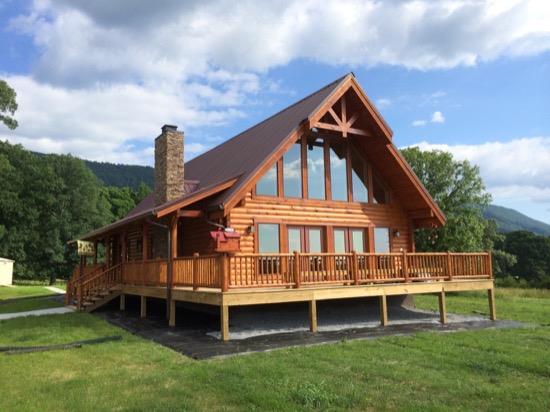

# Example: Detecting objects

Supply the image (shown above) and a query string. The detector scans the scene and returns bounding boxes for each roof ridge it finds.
[185,73,351,167]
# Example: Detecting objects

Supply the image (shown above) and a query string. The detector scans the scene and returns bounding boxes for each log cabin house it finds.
[67,73,496,340]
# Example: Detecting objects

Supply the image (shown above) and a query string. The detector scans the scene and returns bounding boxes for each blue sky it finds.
[1,0,549,222]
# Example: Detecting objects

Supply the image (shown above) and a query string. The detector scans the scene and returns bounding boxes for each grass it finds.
[415,287,550,325]
[0,288,549,411]
[0,296,64,314]
[0,285,57,301]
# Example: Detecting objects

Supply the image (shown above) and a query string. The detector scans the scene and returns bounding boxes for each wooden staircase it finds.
[66,264,123,312]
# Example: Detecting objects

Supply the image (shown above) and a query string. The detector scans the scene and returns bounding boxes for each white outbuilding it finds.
[0,258,14,286]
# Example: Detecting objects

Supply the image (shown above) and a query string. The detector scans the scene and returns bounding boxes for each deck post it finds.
[169,299,176,327]
[293,251,301,288]
[221,254,229,292]
[140,295,147,319]
[351,251,359,285]
[446,252,453,280]
[220,305,229,341]
[308,299,318,333]
[379,295,388,326]
[119,294,125,311]
[402,250,409,282]
[488,288,496,320]
[192,252,199,291]
[438,291,447,324]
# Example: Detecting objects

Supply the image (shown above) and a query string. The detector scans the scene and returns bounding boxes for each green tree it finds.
[0,80,18,129]
[401,147,492,252]
[503,231,550,287]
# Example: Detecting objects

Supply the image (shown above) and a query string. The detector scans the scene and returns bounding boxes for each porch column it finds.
[169,299,176,327]
[379,295,388,326]
[140,296,147,318]
[93,240,98,265]
[309,299,318,333]
[167,213,178,323]
[142,221,149,260]
[438,291,447,324]
[220,305,229,341]
[119,294,125,311]
[488,288,496,320]
[121,231,127,264]
[105,237,111,267]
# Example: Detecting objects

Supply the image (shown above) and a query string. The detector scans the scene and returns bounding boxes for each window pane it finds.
[330,142,347,201]
[308,228,322,253]
[351,147,368,202]
[288,228,302,253]
[351,230,365,252]
[307,141,325,199]
[258,224,280,253]
[373,175,388,204]
[283,143,302,197]
[334,229,347,253]
[256,164,277,196]
[374,228,390,253]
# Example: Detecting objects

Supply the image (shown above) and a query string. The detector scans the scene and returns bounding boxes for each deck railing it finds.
[71,252,492,296]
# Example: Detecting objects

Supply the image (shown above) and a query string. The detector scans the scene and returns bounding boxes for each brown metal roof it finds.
[184,74,350,208]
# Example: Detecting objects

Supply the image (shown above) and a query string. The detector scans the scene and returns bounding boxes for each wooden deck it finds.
[67,252,495,340]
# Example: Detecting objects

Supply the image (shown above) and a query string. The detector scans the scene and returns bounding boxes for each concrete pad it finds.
[96,297,524,360]
[45,286,66,294]
[0,306,74,320]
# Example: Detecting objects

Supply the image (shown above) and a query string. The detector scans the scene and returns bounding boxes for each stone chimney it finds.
[155,124,184,205]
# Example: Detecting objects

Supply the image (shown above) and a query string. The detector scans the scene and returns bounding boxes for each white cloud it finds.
[0,75,242,164]
[409,137,550,216]
[10,0,550,87]
[431,111,445,123]
[3,0,550,164]
[412,120,427,127]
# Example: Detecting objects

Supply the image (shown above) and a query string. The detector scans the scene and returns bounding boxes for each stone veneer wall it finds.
[155,125,184,206]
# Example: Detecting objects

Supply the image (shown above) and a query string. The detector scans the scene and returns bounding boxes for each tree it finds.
[503,231,550,287]
[401,147,492,252]
[0,80,18,129]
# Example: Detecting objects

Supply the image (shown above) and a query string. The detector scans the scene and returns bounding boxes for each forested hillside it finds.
[484,204,550,236]
[84,160,154,189]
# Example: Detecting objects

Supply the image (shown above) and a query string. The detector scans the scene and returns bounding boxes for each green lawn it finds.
[0,285,57,300]
[0,288,549,411]
[0,296,64,314]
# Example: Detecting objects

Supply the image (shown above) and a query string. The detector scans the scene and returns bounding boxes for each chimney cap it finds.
[161,124,178,133]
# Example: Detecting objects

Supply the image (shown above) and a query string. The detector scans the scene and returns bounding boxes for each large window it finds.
[258,224,280,253]
[374,227,391,253]
[351,146,369,203]
[373,174,389,204]
[267,136,388,205]
[287,226,324,253]
[329,141,347,201]
[307,140,325,199]
[283,143,302,197]
[256,164,278,196]
[334,228,367,253]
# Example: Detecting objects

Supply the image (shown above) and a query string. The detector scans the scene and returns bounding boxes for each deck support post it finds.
[379,295,388,326]
[220,305,229,341]
[119,294,125,311]
[309,299,318,333]
[438,291,447,324]
[140,296,147,319]
[169,299,176,327]
[488,288,496,320]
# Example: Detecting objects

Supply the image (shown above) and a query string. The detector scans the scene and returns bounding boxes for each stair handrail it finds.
[76,263,122,310]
